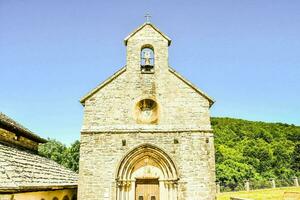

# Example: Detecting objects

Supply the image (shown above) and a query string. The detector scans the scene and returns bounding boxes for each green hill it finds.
[212,117,300,190]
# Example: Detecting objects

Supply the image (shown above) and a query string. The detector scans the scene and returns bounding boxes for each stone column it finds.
[116,181,122,200]
[121,183,125,200]
[244,180,250,191]
[167,182,171,200]
[216,182,221,194]
[159,180,164,200]
[129,180,135,200]
[123,182,127,200]
[126,181,130,200]
[293,177,299,187]
[118,184,123,200]
[170,183,174,200]
[174,182,178,200]
[270,178,276,188]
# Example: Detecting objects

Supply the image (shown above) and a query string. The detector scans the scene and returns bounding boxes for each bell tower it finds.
[124,21,171,75]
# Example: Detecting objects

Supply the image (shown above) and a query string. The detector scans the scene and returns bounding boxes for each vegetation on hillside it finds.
[38,117,300,190]
[213,117,300,190]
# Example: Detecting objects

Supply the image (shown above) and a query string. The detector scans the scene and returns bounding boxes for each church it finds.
[78,19,216,200]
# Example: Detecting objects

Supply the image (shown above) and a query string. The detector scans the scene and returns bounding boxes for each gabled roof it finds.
[0,112,47,143]
[80,66,126,105]
[80,65,214,107]
[168,67,215,107]
[0,143,77,193]
[124,22,172,46]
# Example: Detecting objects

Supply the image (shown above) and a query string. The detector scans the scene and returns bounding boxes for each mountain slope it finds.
[212,117,300,190]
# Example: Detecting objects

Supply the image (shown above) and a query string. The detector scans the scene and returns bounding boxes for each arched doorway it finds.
[116,144,178,200]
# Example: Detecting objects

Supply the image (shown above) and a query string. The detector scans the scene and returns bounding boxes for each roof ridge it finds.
[124,22,172,46]
[80,66,127,105]
[0,112,47,143]
[168,66,215,107]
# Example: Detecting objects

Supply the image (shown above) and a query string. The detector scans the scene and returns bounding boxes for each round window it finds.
[135,99,158,124]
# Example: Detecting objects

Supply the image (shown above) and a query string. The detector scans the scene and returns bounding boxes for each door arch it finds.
[116,144,178,200]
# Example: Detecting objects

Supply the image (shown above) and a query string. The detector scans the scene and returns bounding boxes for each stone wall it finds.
[82,68,211,130]
[78,131,216,200]
[82,24,212,132]
[0,188,77,200]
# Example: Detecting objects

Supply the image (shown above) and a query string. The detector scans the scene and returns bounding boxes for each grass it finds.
[217,187,300,200]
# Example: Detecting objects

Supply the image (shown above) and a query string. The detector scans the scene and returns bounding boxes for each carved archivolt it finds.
[116,144,179,200]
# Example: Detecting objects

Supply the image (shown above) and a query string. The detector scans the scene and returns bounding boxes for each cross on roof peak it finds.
[145,13,151,23]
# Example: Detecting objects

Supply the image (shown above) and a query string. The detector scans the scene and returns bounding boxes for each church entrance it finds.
[116,144,178,200]
[135,178,159,200]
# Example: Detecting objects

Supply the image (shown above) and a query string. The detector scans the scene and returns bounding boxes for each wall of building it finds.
[0,189,77,200]
[82,25,212,132]
[78,132,216,200]
[79,24,216,200]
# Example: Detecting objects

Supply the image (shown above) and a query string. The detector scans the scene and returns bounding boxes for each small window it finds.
[206,138,209,143]
[151,196,156,200]
[141,46,154,73]
[139,196,143,200]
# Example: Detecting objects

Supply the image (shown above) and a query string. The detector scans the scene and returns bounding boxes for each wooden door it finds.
[135,179,159,200]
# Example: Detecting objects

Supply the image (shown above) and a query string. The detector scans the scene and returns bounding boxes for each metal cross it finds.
[145,13,151,23]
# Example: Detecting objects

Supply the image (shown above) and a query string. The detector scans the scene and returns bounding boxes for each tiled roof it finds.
[0,143,78,192]
[0,112,47,143]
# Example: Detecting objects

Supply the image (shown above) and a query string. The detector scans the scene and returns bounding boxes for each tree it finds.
[38,138,80,172]
[216,160,256,191]
[212,117,300,190]
[63,140,80,172]
[38,138,67,165]
[291,143,300,173]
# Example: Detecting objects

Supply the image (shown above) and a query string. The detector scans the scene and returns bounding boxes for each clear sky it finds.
[1,0,299,145]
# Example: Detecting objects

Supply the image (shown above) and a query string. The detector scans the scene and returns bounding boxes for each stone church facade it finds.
[78,22,216,200]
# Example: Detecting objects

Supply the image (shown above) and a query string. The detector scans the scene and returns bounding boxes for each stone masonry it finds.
[78,22,216,200]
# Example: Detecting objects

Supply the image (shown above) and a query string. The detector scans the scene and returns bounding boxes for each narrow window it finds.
[141,46,154,73]
[139,196,143,200]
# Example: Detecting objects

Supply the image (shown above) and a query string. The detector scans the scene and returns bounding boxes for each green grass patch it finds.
[217,187,300,200]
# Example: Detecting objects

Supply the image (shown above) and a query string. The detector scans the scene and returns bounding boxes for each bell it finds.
[143,51,152,65]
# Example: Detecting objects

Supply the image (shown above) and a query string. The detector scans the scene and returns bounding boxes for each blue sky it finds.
[1,0,299,145]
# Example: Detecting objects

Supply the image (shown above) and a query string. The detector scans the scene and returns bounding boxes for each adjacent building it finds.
[0,112,78,200]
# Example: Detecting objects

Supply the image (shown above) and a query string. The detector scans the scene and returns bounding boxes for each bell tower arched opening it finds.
[140,45,155,74]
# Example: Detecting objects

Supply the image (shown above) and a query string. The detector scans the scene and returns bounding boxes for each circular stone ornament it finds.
[135,99,158,124]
